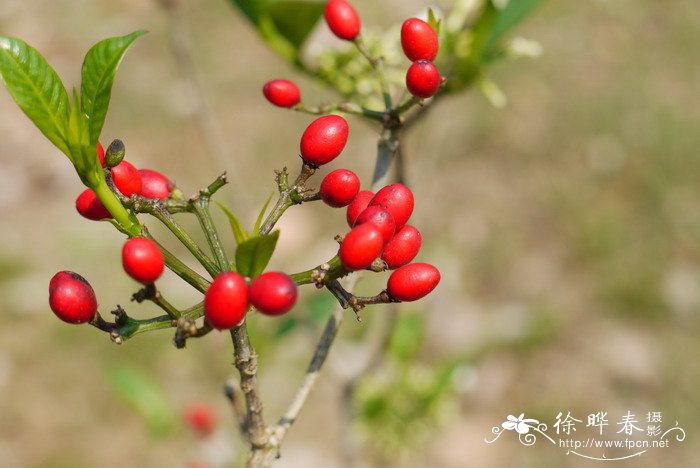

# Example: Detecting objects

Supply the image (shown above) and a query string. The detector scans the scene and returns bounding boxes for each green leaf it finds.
[108,366,176,437]
[66,88,100,186]
[253,191,275,235]
[216,201,249,245]
[80,31,146,145]
[427,8,441,37]
[0,36,70,156]
[485,0,545,51]
[274,315,300,338]
[235,230,280,278]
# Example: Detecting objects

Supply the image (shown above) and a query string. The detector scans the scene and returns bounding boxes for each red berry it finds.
[49,271,98,324]
[369,183,414,229]
[354,205,395,244]
[138,169,173,200]
[300,115,349,166]
[76,189,112,220]
[339,223,384,271]
[381,225,422,269]
[122,237,165,284]
[184,403,218,437]
[111,160,142,197]
[346,190,374,227]
[263,79,301,108]
[249,272,298,316]
[320,169,360,208]
[401,18,439,62]
[406,60,441,99]
[386,262,440,301]
[324,0,361,41]
[97,141,105,166]
[204,272,249,329]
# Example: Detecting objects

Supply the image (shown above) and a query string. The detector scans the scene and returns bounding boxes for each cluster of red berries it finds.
[76,142,175,221]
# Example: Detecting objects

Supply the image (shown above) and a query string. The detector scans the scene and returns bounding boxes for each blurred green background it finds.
[1,0,699,466]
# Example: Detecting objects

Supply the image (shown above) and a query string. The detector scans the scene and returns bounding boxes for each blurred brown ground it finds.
[1,0,699,467]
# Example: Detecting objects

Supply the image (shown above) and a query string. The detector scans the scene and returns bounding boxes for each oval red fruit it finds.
[139,169,173,200]
[320,169,360,208]
[204,272,249,329]
[49,271,98,324]
[76,189,112,220]
[381,225,422,269]
[324,0,361,41]
[263,79,301,108]
[401,18,439,62]
[406,60,441,99]
[369,183,414,229]
[122,237,165,284]
[346,190,374,227]
[339,223,384,271]
[300,115,349,166]
[249,272,298,316]
[387,262,440,301]
[111,160,142,197]
[185,403,218,437]
[97,141,105,166]
[354,205,395,244]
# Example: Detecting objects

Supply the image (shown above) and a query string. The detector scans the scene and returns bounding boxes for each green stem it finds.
[193,201,230,272]
[371,126,401,191]
[354,36,393,111]
[290,255,347,286]
[93,181,141,236]
[294,102,384,121]
[144,233,210,293]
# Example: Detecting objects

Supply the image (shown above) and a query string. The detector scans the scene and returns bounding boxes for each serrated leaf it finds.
[427,8,441,36]
[0,36,70,156]
[235,230,280,278]
[253,191,275,235]
[80,31,146,145]
[485,0,545,51]
[108,366,176,437]
[217,201,249,245]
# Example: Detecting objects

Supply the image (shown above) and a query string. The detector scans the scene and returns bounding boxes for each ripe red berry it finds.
[386,262,440,301]
[369,183,414,229]
[111,160,142,197]
[249,272,298,316]
[354,205,395,244]
[49,271,98,324]
[263,79,301,108]
[406,60,441,99]
[381,225,422,269]
[320,169,360,208]
[138,169,173,200]
[339,223,384,271]
[204,272,249,329]
[346,190,374,227]
[401,18,439,62]
[300,115,349,166]
[122,237,165,284]
[324,0,361,41]
[76,188,112,220]
[97,141,105,166]
[184,403,218,437]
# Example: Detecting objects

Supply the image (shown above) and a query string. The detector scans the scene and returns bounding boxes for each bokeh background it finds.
[1,0,699,466]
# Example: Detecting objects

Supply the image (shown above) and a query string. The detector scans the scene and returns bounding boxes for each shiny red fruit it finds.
[111,160,142,197]
[300,115,349,166]
[204,272,249,329]
[381,225,422,269]
[324,0,361,41]
[339,223,384,271]
[49,271,98,324]
[76,189,112,220]
[354,205,395,244]
[387,263,440,301]
[122,237,165,284]
[263,79,301,108]
[346,190,374,227]
[97,141,105,166]
[401,18,439,61]
[406,60,441,99]
[138,169,173,200]
[249,272,298,316]
[185,403,218,437]
[320,169,360,207]
[369,183,414,229]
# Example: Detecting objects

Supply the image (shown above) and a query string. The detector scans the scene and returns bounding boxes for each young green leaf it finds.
[427,8,441,36]
[235,230,280,278]
[485,0,545,52]
[0,36,71,156]
[216,201,249,245]
[80,31,146,145]
[253,191,275,235]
